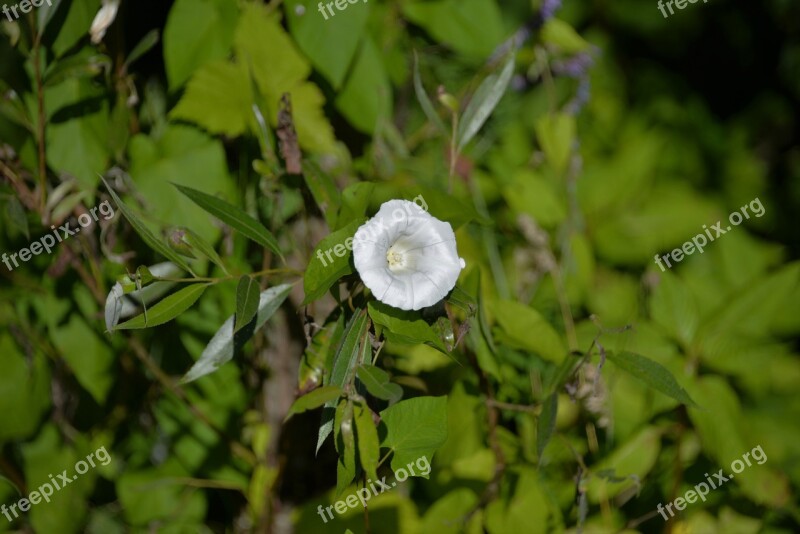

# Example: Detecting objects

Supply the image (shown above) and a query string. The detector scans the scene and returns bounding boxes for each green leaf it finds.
[380,396,448,474]
[534,113,576,175]
[336,182,374,230]
[180,227,228,274]
[650,271,699,347]
[302,219,363,305]
[5,195,29,239]
[37,0,64,35]
[285,386,342,421]
[302,159,341,228]
[368,301,448,353]
[492,300,566,363]
[541,18,591,54]
[537,393,557,461]
[163,0,238,88]
[125,29,160,68]
[172,183,282,259]
[413,51,446,134]
[284,0,369,88]
[457,52,515,152]
[402,0,505,59]
[316,309,370,453]
[357,365,403,403]
[335,400,357,496]
[170,60,252,137]
[335,37,392,134]
[116,284,208,330]
[102,178,193,273]
[181,284,293,383]
[354,402,380,482]
[235,276,260,333]
[43,53,111,87]
[606,351,697,407]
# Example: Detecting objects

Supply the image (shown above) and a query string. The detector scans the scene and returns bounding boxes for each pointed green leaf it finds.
[380,396,447,475]
[354,402,380,482]
[607,351,697,407]
[172,183,282,258]
[413,51,446,134]
[181,284,293,383]
[284,386,342,421]
[537,393,557,461]
[456,52,515,152]
[357,365,403,403]
[116,284,208,330]
[102,178,193,273]
[235,276,260,333]
[316,309,370,453]
[335,399,356,496]
[535,113,576,175]
[181,227,228,274]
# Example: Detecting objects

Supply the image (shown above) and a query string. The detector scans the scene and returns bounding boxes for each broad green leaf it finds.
[356,365,403,403]
[172,183,282,259]
[171,60,252,137]
[163,0,237,88]
[37,0,64,35]
[235,276,260,333]
[335,37,392,134]
[5,195,29,239]
[535,113,576,175]
[0,335,51,441]
[302,219,363,305]
[316,310,370,453]
[537,392,557,461]
[128,125,234,243]
[541,18,591,54]
[284,386,342,421]
[380,396,448,474]
[354,403,380,482]
[457,52,515,152]
[420,488,479,534]
[50,0,100,57]
[502,170,567,229]
[587,426,661,503]
[492,300,566,363]
[606,351,697,407]
[102,179,193,273]
[650,271,699,347]
[116,284,208,330]
[335,400,356,496]
[284,0,369,88]
[413,51,446,134]
[336,182,374,230]
[485,472,549,534]
[181,284,293,383]
[368,301,447,353]
[51,313,114,403]
[402,0,505,59]
[46,77,110,190]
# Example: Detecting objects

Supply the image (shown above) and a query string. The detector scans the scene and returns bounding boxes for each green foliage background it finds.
[1,0,799,532]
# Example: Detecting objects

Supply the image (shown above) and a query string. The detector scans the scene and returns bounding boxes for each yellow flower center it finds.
[386,245,406,271]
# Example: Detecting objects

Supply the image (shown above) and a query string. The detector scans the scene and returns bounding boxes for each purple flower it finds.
[552,51,596,79]
[541,0,562,21]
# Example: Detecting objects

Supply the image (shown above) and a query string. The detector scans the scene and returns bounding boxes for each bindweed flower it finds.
[353,199,466,311]
[90,0,120,44]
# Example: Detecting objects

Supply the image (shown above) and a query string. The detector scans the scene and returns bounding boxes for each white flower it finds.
[90,0,120,44]
[353,199,466,311]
